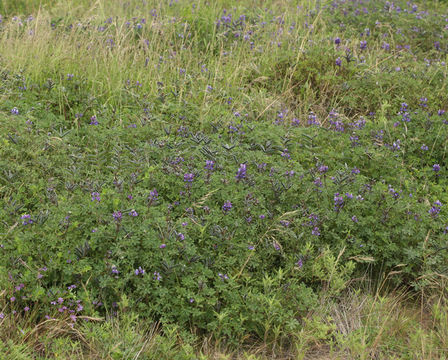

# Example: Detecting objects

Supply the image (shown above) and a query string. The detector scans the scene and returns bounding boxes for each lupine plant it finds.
[0,0,447,348]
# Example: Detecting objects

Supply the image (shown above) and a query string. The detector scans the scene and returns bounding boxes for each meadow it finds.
[0,0,447,358]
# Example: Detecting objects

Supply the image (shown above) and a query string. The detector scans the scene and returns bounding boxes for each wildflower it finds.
[360,40,367,50]
[429,201,442,217]
[311,227,320,236]
[235,164,247,180]
[24,307,30,312]
[134,267,145,275]
[112,211,122,222]
[159,244,166,249]
[153,272,162,281]
[111,265,119,275]
[352,216,359,223]
[281,149,291,159]
[222,201,233,213]
[21,214,33,225]
[67,74,74,80]
[280,220,290,227]
[11,107,19,115]
[334,37,341,45]
[91,192,100,202]
[334,193,344,211]
[335,57,342,66]
[205,160,215,171]
[421,144,429,151]
[128,210,138,217]
[218,273,229,281]
[318,165,328,173]
[89,115,99,125]
[148,189,158,202]
[184,173,195,183]
[433,164,441,172]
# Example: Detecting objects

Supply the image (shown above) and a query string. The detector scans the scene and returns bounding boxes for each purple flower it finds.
[159,244,166,249]
[177,233,185,241]
[135,267,145,275]
[148,189,158,203]
[235,163,247,180]
[296,258,303,268]
[318,165,328,173]
[433,164,441,172]
[429,201,442,217]
[281,149,291,160]
[218,273,229,281]
[153,272,162,281]
[111,265,119,275]
[334,193,344,211]
[222,201,233,212]
[352,167,360,174]
[311,227,320,236]
[24,306,30,312]
[112,211,122,222]
[280,220,290,227]
[334,37,341,45]
[205,160,215,171]
[421,145,429,151]
[89,115,99,125]
[11,107,19,115]
[248,245,255,250]
[57,297,64,304]
[91,192,100,202]
[21,214,33,225]
[128,210,138,217]
[360,40,367,50]
[352,216,359,223]
[335,57,342,66]
[10,297,15,302]
[184,173,195,183]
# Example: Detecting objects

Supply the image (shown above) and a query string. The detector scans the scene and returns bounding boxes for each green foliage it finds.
[0,0,447,350]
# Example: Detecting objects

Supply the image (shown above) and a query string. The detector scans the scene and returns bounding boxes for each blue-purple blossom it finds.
[89,115,98,125]
[222,201,233,212]
[235,163,247,180]
[153,272,162,281]
[134,267,145,275]
[429,201,442,217]
[311,227,320,236]
[11,107,19,115]
[334,193,344,211]
[128,210,138,217]
[184,173,195,182]
[360,40,367,50]
[218,273,229,281]
[205,160,215,171]
[21,214,33,225]
[91,192,100,202]
[112,211,122,222]
[335,57,342,66]
[433,164,441,172]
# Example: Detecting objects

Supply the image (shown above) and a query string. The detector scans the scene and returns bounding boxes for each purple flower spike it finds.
[222,201,232,213]
[112,211,122,222]
[235,163,247,180]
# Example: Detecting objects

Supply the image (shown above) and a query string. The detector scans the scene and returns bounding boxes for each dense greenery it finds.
[0,0,447,356]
